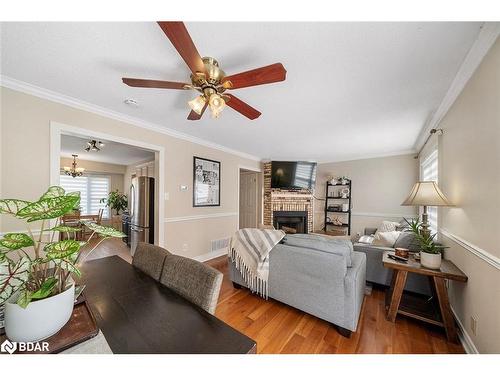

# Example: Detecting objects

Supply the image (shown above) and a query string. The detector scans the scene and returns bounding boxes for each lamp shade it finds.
[402,181,452,206]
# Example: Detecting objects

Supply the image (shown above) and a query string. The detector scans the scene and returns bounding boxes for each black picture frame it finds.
[193,156,221,207]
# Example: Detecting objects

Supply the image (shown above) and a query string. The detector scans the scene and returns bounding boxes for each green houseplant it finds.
[404,218,446,269]
[100,190,128,215]
[0,186,125,342]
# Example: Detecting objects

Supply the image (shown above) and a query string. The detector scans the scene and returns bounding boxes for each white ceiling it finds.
[1,22,482,162]
[61,134,154,165]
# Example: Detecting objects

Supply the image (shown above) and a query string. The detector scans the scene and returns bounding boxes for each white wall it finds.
[1,87,261,259]
[433,38,500,353]
[315,154,418,235]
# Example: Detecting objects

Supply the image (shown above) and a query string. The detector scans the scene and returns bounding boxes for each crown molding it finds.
[0,75,262,162]
[414,22,500,151]
[317,149,416,164]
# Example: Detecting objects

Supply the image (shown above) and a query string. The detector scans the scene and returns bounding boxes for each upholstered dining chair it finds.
[132,242,171,281]
[160,255,223,315]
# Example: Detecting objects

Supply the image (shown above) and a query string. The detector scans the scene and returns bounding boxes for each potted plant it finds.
[100,190,128,216]
[404,218,446,269]
[0,186,125,342]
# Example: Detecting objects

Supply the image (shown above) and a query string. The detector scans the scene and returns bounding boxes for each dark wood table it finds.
[382,251,467,343]
[79,256,256,354]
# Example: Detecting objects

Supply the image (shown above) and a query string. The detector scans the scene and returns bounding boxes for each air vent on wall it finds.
[211,237,231,252]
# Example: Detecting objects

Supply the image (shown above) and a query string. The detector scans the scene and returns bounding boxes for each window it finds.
[420,149,438,233]
[60,174,110,219]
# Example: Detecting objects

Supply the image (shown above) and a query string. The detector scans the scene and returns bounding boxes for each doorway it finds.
[239,169,259,229]
[50,121,165,249]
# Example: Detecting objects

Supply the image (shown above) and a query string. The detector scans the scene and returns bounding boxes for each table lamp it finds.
[401,181,452,236]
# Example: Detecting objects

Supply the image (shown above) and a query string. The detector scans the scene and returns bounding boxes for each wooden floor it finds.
[206,255,465,354]
[88,241,464,354]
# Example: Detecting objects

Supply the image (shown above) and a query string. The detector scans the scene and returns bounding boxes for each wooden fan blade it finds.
[224,94,261,120]
[122,78,190,90]
[157,22,205,75]
[222,63,286,90]
[187,103,208,120]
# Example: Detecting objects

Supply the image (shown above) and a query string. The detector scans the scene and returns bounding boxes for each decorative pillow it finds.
[283,234,353,267]
[393,231,420,252]
[358,235,374,244]
[397,218,411,231]
[376,220,401,233]
[372,230,401,247]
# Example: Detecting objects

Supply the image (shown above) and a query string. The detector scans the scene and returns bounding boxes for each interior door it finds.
[239,172,258,229]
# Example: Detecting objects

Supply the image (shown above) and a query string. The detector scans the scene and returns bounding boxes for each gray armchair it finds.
[132,242,171,281]
[160,255,223,314]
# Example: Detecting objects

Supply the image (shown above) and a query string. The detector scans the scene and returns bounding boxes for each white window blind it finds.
[421,150,438,233]
[60,174,110,219]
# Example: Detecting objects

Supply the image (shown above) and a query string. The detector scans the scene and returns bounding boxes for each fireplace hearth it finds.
[273,211,308,234]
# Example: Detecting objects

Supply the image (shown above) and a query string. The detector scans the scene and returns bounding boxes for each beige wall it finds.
[1,88,261,259]
[315,154,418,235]
[434,39,500,353]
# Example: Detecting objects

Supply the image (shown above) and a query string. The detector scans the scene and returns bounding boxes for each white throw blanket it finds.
[229,228,285,298]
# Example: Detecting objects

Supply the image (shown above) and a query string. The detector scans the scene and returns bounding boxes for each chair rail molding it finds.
[440,228,500,270]
[165,212,238,223]
[351,212,418,219]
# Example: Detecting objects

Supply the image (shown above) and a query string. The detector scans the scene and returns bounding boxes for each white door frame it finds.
[49,121,166,247]
[237,165,262,229]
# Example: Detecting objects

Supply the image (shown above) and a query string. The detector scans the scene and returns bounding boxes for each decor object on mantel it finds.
[0,186,125,342]
[84,139,105,152]
[401,181,452,236]
[122,22,287,120]
[404,218,447,269]
[324,178,352,235]
[193,156,220,207]
[63,154,85,178]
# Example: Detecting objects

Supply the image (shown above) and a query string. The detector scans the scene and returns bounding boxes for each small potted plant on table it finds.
[0,186,125,342]
[405,218,446,269]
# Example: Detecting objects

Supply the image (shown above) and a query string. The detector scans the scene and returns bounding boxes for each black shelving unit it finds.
[324,180,352,235]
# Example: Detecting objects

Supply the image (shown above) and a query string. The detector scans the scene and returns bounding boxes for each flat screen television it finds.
[271,161,317,190]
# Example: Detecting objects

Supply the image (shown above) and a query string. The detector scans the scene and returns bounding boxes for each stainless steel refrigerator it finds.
[128,176,155,255]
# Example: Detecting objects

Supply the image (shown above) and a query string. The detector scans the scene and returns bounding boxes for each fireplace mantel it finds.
[263,162,314,233]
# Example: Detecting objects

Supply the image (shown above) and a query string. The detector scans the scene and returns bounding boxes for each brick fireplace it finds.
[263,162,314,233]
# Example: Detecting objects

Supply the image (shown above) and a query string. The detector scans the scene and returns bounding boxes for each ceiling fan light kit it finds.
[122,22,287,121]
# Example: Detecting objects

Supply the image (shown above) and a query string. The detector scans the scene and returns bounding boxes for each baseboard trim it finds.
[440,228,500,270]
[193,248,227,262]
[165,212,238,223]
[450,305,479,354]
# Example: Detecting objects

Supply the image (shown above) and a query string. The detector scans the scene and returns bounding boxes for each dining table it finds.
[79,255,257,354]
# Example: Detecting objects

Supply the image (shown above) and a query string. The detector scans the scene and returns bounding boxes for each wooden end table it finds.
[382,251,467,343]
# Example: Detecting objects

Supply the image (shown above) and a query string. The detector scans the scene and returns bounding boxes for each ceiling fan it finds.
[122,22,287,120]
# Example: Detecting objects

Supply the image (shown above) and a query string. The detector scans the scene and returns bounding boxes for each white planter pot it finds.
[5,283,75,342]
[420,251,442,269]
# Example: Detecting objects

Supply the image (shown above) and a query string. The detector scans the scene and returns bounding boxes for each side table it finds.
[382,251,468,343]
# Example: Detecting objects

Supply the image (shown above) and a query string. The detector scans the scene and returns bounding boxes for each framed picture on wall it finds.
[193,156,221,207]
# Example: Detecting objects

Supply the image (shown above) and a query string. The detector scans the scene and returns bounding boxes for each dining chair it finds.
[132,242,171,281]
[96,209,104,225]
[62,213,82,240]
[160,255,223,315]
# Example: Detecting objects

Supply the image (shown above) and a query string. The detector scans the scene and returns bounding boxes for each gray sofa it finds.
[353,228,431,295]
[229,234,366,337]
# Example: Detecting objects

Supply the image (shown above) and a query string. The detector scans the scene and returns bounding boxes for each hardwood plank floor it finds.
[206,255,465,354]
[87,241,465,354]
